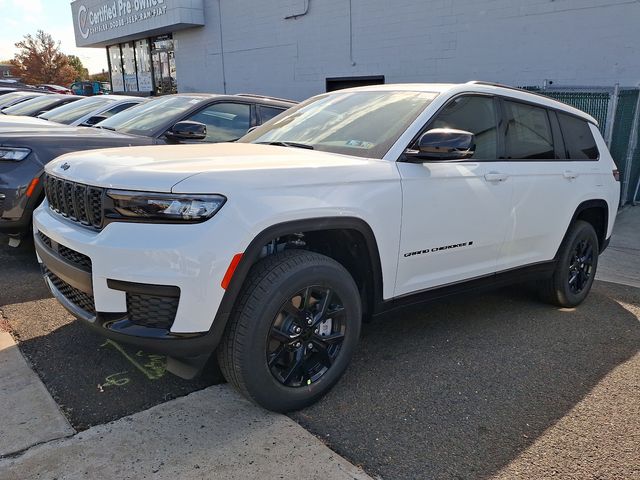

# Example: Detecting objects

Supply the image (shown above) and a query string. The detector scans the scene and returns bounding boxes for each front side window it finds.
[503,101,555,159]
[426,95,498,159]
[186,102,251,142]
[241,91,438,159]
[96,95,205,136]
[557,113,598,160]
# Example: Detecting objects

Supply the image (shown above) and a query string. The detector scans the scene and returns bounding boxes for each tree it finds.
[90,70,110,83]
[10,30,77,86]
[68,55,89,81]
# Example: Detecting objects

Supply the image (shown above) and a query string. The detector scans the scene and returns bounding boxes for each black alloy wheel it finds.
[217,249,361,412]
[267,286,346,387]
[539,220,599,307]
[567,238,594,294]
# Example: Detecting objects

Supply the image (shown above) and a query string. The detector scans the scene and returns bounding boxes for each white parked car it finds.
[34,82,620,411]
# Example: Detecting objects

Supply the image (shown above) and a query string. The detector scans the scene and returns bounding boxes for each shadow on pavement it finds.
[0,236,51,305]
[8,307,220,430]
[291,282,640,480]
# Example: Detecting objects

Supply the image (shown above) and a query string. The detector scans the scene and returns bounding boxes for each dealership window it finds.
[121,42,137,92]
[135,39,153,93]
[108,45,124,92]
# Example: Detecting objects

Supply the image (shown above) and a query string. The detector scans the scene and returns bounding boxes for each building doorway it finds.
[151,34,177,95]
[326,75,385,92]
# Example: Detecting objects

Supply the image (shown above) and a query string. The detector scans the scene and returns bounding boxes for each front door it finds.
[394,95,513,296]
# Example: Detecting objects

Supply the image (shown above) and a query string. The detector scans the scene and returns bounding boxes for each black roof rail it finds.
[465,80,559,101]
[235,93,297,104]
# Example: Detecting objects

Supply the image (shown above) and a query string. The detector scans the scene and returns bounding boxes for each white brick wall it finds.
[174,0,640,100]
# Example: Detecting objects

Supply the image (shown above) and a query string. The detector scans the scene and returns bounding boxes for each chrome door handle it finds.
[484,172,508,182]
[563,170,579,179]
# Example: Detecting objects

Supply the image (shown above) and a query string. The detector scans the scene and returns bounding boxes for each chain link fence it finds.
[523,85,640,206]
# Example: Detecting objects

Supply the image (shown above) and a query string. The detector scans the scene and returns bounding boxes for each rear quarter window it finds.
[557,112,599,160]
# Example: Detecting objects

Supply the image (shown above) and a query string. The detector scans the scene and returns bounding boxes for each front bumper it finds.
[33,201,249,356]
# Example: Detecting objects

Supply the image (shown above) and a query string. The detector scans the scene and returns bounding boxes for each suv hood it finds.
[0,114,57,129]
[46,143,386,193]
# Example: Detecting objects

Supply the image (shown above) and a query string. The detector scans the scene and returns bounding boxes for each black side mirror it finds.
[83,115,108,126]
[165,121,207,141]
[406,128,475,161]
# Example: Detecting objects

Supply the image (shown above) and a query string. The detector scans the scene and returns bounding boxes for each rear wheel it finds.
[539,220,599,307]
[217,249,361,412]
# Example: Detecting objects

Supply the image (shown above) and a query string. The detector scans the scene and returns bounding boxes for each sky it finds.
[0,0,108,73]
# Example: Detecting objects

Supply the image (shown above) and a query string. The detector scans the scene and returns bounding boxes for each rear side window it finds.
[557,113,599,160]
[259,105,285,124]
[503,101,555,159]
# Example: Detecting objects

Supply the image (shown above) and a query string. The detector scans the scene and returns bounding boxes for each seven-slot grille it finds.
[45,175,104,229]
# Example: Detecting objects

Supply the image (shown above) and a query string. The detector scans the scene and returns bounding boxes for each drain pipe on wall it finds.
[217,0,227,93]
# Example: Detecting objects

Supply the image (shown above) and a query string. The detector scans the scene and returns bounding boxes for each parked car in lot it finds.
[34,82,620,412]
[0,95,143,131]
[38,95,144,127]
[0,91,49,110]
[37,84,73,95]
[0,93,295,245]
[70,81,111,96]
[0,94,80,118]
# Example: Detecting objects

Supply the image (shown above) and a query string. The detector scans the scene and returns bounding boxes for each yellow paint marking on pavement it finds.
[101,339,167,380]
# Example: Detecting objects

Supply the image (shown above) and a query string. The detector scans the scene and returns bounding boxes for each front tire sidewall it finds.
[239,262,361,412]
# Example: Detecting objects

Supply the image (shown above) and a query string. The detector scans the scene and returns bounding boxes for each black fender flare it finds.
[205,216,385,350]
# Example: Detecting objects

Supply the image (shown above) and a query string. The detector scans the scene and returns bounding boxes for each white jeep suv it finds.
[34,82,620,411]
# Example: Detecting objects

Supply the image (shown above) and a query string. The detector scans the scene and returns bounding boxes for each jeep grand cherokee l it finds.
[34,82,620,411]
[0,93,295,246]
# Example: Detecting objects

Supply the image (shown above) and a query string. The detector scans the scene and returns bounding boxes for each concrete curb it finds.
[0,385,373,480]
[0,331,75,458]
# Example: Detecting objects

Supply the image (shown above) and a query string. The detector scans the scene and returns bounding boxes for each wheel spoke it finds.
[268,345,286,367]
[314,289,332,322]
[301,287,312,310]
[316,331,345,345]
[281,301,304,322]
[310,338,333,367]
[282,348,304,385]
[270,327,294,344]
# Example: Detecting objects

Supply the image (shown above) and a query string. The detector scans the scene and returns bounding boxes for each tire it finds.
[217,249,362,412]
[539,220,599,307]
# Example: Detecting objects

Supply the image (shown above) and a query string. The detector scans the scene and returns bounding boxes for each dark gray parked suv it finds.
[0,93,295,245]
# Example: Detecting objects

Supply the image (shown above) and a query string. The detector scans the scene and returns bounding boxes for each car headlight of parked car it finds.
[106,190,226,223]
[0,147,31,161]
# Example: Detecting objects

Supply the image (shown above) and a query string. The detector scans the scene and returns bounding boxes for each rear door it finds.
[394,94,514,295]
[496,99,600,270]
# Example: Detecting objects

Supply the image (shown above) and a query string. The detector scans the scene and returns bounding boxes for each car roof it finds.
[155,92,297,107]
[334,82,598,125]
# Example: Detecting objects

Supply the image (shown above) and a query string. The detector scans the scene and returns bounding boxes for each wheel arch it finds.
[559,199,609,257]
[207,217,385,350]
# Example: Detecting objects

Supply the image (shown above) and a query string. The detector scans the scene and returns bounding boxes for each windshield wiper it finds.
[257,141,314,150]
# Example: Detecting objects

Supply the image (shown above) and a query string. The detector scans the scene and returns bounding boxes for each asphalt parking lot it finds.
[1,229,639,479]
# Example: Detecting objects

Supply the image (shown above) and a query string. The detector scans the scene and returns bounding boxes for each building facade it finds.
[71,0,640,100]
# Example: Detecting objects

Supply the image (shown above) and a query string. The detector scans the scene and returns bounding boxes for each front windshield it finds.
[96,95,205,135]
[2,95,66,116]
[39,96,114,124]
[240,90,438,159]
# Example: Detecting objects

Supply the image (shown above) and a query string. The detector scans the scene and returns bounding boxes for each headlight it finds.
[0,147,31,161]
[106,190,226,223]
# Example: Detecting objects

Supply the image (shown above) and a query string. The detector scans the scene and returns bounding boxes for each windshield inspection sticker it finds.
[404,241,474,258]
